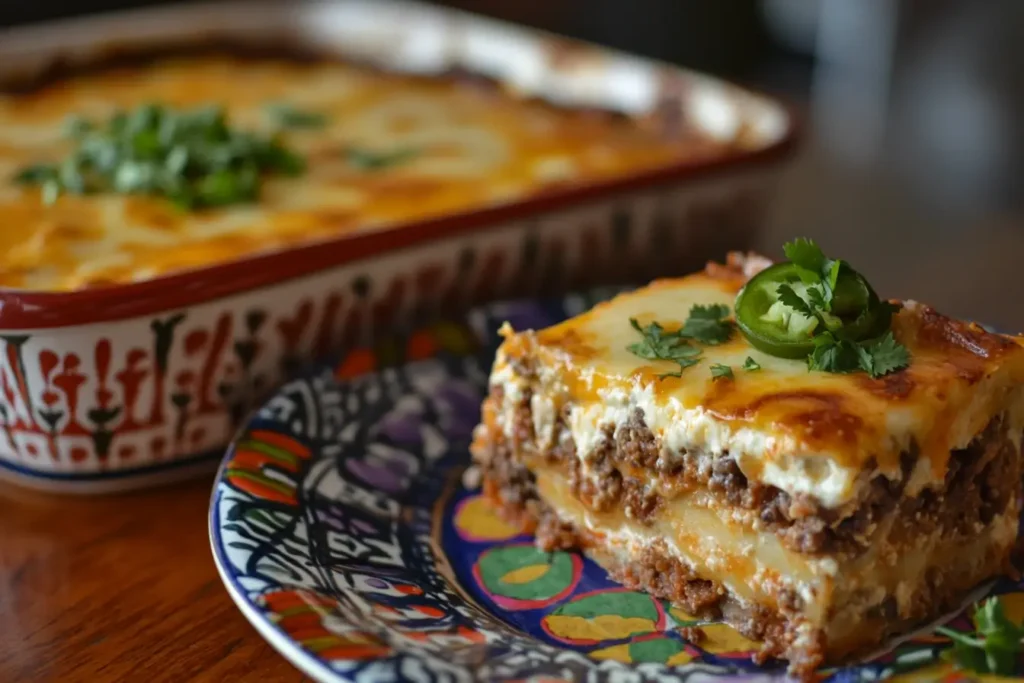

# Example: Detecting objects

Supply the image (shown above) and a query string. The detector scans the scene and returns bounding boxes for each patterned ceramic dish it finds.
[209,293,1024,683]
[0,0,797,493]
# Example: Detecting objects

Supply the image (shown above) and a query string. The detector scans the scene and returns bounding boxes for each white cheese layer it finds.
[486,271,1024,510]
[492,363,858,508]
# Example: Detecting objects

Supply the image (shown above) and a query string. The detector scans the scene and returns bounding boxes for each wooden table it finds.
[0,478,308,682]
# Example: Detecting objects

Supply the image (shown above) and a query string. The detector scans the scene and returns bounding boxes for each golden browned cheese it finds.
[0,55,729,291]
[489,256,1024,508]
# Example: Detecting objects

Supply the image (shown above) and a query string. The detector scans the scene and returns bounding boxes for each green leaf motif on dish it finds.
[553,590,660,622]
[476,546,576,601]
[629,636,687,663]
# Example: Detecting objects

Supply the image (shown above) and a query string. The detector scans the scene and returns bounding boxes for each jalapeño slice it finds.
[735,262,883,359]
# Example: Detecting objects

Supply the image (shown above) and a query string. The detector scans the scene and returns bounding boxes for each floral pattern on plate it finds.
[209,292,1024,682]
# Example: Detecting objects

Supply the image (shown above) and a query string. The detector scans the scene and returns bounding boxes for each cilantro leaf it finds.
[627,318,703,379]
[940,630,991,675]
[937,597,1024,676]
[775,284,817,320]
[778,282,843,332]
[824,259,842,302]
[679,304,733,345]
[976,598,1013,635]
[859,332,910,378]
[806,286,829,311]
[742,356,761,371]
[807,333,860,374]
[782,237,843,310]
[783,237,827,274]
[690,303,731,320]
[854,344,875,375]
[265,103,329,129]
[807,336,840,373]
[710,363,733,380]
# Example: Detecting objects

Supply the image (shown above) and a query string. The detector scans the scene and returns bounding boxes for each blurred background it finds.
[3,0,1022,330]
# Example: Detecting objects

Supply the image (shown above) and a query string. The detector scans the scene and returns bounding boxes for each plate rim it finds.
[204,294,624,682]
[204,355,792,683]
[208,447,340,683]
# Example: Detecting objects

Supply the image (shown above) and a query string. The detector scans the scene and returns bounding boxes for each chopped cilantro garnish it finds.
[858,332,910,378]
[783,237,843,311]
[937,597,1024,676]
[265,103,329,129]
[626,318,702,379]
[782,237,829,275]
[742,356,761,371]
[679,303,734,345]
[626,305,735,380]
[807,333,860,375]
[11,103,305,209]
[807,330,910,379]
[709,363,733,380]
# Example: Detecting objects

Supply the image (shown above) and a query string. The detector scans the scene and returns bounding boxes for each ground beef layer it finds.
[494,386,1020,557]
[475,425,1021,680]
[476,433,823,678]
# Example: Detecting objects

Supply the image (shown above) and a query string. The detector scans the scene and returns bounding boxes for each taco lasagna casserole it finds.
[471,251,1024,677]
[0,52,737,291]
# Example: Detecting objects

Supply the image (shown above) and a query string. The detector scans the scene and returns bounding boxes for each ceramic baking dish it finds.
[0,0,798,492]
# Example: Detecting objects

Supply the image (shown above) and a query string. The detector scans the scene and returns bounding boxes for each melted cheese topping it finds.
[491,262,1024,508]
[0,55,729,291]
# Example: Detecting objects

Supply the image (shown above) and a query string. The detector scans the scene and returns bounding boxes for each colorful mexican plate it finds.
[209,292,1024,683]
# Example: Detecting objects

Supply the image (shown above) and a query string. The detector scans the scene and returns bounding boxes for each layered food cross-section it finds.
[470,253,1024,676]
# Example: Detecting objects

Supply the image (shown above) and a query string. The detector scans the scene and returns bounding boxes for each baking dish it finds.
[0,0,798,492]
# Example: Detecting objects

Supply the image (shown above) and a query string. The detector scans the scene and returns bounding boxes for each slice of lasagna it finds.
[470,250,1024,677]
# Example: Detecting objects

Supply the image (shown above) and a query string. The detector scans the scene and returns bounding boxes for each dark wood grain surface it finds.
[0,478,308,683]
